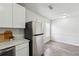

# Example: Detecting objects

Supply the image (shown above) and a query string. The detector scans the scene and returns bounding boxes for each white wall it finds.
[25,8,50,23]
[51,15,79,46]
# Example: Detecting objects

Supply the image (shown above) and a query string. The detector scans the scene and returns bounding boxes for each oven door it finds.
[0,46,15,56]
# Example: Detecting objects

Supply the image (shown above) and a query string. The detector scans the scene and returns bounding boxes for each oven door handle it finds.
[4,48,14,52]
[0,46,15,53]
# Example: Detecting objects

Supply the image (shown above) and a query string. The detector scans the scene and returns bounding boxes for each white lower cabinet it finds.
[15,43,29,56]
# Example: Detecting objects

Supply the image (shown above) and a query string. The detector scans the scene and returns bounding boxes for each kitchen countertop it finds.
[0,38,29,50]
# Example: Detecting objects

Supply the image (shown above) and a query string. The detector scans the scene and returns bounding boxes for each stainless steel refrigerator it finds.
[24,21,44,56]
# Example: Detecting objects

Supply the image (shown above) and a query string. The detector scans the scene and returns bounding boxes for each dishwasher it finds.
[0,46,15,56]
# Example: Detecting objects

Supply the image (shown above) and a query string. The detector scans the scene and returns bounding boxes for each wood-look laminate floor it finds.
[44,41,79,56]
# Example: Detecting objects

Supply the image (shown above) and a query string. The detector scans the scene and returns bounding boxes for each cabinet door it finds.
[16,43,29,56]
[0,3,12,27]
[43,22,51,43]
[16,47,29,56]
[13,4,25,28]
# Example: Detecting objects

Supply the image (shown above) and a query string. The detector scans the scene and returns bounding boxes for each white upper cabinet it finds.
[0,3,12,27]
[0,3,25,28]
[13,4,25,28]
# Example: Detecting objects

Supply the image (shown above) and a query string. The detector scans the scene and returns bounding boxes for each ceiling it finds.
[24,3,79,20]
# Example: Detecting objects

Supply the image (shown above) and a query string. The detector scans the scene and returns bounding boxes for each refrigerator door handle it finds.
[33,33,44,36]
